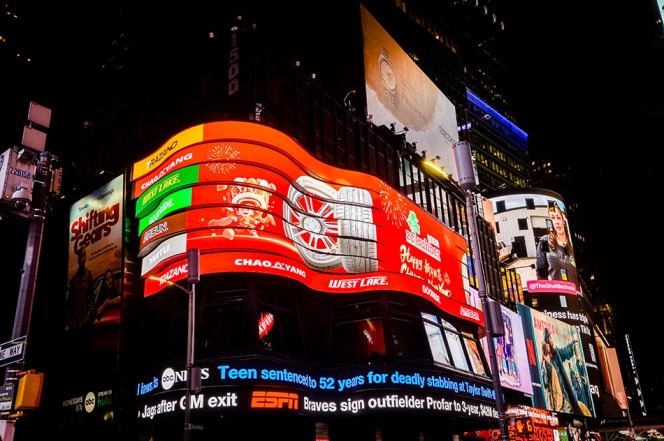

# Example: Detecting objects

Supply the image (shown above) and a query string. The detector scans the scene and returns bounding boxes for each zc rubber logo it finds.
[84,392,96,413]
[250,391,299,409]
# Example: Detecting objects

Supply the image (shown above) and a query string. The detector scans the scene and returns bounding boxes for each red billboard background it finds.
[132,121,483,327]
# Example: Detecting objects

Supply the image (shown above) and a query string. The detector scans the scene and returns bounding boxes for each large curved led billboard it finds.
[131,121,482,328]
[488,191,578,294]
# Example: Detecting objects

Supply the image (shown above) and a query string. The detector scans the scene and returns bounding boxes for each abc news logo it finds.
[251,391,299,410]
[161,367,209,390]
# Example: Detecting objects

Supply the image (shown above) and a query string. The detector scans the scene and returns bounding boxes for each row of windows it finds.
[139,277,490,379]
[475,151,528,188]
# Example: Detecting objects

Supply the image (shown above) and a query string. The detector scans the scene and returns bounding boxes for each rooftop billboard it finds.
[131,121,483,328]
[360,4,458,176]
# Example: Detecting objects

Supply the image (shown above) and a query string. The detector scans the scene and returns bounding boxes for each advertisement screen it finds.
[530,295,602,404]
[488,192,578,293]
[516,304,595,417]
[66,174,124,331]
[131,121,482,328]
[595,335,627,410]
[482,304,533,394]
[360,4,458,176]
[134,360,499,421]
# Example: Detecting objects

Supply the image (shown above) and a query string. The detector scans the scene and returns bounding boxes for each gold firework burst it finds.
[379,182,408,227]
[206,144,240,174]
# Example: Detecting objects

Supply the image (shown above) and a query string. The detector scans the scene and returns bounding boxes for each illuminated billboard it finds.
[516,304,595,417]
[66,174,124,330]
[360,4,458,176]
[131,121,483,328]
[482,303,533,394]
[529,294,602,404]
[488,191,578,293]
[595,334,627,410]
[134,359,499,421]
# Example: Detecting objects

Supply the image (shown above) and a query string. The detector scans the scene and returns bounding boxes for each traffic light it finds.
[14,370,44,410]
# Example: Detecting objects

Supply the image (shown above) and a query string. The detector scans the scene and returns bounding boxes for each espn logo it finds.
[251,391,299,409]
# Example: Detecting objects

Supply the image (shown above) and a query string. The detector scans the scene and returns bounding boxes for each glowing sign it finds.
[133,121,478,325]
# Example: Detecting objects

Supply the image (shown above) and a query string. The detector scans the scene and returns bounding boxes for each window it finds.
[525,198,535,209]
[496,221,500,234]
[257,288,305,357]
[332,300,385,362]
[463,332,486,376]
[421,313,486,375]
[389,300,428,359]
[422,313,451,366]
[496,200,506,212]
[531,295,540,308]
[517,218,528,230]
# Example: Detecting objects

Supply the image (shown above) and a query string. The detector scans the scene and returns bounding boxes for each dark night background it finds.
[2,0,663,415]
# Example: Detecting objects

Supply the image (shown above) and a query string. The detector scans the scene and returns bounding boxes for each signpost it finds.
[0,337,27,369]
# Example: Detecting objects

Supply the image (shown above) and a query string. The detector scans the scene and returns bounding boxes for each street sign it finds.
[0,384,15,411]
[0,336,27,368]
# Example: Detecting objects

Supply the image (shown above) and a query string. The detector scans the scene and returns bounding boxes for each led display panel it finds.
[595,335,628,410]
[360,4,458,176]
[516,304,595,418]
[482,304,533,394]
[66,175,124,330]
[131,121,482,328]
[489,192,578,294]
[530,294,602,404]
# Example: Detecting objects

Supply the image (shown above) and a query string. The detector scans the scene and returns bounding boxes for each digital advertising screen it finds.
[360,4,458,176]
[595,335,627,410]
[529,294,602,404]
[482,304,533,394]
[131,121,483,328]
[516,304,595,418]
[488,191,578,294]
[134,359,499,421]
[66,174,124,331]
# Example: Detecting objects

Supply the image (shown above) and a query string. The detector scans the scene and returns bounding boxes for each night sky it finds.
[3,0,664,414]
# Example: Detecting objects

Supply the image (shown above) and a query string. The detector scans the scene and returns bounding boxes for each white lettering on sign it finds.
[459,306,480,322]
[328,276,388,289]
[141,234,187,275]
[0,343,23,361]
[234,259,306,278]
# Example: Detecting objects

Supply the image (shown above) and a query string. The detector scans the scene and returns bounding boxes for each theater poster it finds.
[66,174,124,331]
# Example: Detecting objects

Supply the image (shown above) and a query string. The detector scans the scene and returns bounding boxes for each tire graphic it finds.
[283,176,343,270]
[336,187,378,273]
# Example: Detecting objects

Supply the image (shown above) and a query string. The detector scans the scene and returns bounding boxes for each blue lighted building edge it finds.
[466,89,528,144]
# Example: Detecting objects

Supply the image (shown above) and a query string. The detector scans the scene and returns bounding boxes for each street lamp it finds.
[148,248,200,441]
[453,141,509,441]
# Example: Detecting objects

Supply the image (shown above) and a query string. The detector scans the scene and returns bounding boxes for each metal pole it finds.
[465,189,510,441]
[12,152,53,341]
[453,139,508,441]
[12,219,44,342]
[183,248,199,441]
[184,283,195,441]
